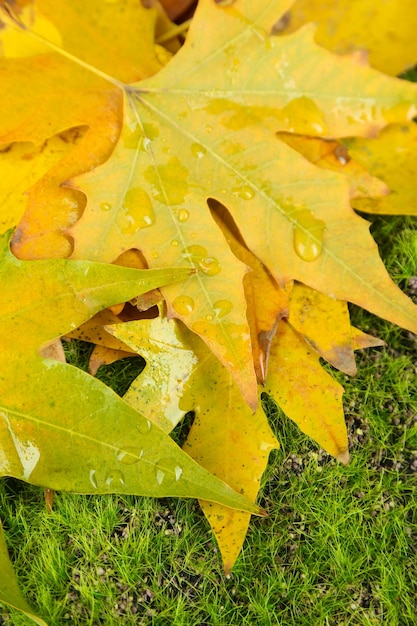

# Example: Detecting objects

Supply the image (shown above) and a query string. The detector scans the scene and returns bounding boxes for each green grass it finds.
[1,215,416,625]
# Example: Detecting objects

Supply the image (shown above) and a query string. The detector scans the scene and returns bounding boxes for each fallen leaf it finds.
[288,283,357,375]
[0,0,164,259]
[0,518,48,625]
[0,131,81,236]
[265,319,349,463]
[88,345,135,376]
[277,132,389,200]
[0,229,261,513]
[66,0,417,407]
[110,316,278,571]
[277,0,417,76]
[345,123,417,216]
[209,199,291,383]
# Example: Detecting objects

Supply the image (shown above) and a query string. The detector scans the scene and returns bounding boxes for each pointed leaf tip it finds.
[336,448,350,465]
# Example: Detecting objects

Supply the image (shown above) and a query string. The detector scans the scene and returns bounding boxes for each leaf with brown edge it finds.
[109,315,278,573]
[288,283,357,376]
[265,319,349,464]
[351,327,385,352]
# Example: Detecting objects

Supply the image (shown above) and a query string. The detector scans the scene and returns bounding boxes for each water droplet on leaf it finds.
[144,158,189,205]
[142,137,152,152]
[232,185,255,200]
[121,187,155,234]
[154,458,184,486]
[213,299,233,318]
[89,469,98,489]
[181,245,221,276]
[191,143,207,159]
[292,209,325,262]
[100,202,112,211]
[172,295,195,315]
[105,470,125,486]
[136,419,152,435]
[117,446,144,465]
[178,209,189,222]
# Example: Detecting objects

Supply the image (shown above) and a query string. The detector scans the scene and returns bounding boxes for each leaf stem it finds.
[155,19,192,45]
[1,3,126,91]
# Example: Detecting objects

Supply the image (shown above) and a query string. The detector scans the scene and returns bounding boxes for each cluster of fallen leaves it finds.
[1,0,417,621]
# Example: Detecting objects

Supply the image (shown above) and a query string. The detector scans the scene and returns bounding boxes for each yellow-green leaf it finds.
[0,519,49,625]
[0,229,260,513]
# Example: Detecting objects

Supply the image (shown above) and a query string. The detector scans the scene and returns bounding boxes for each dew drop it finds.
[89,469,98,489]
[155,469,165,485]
[171,239,179,247]
[105,470,125,487]
[206,314,213,321]
[172,295,195,315]
[121,215,137,235]
[178,209,189,222]
[121,187,155,234]
[232,185,255,200]
[191,143,207,159]
[152,252,159,259]
[100,202,112,211]
[181,245,221,276]
[199,256,221,276]
[292,209,325,262]
[213,299,233,318]
[205,125,213,134]
[154,458,184,487]
[136,419,152,435]
[117,446,144,465]
[142,137,152,152]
